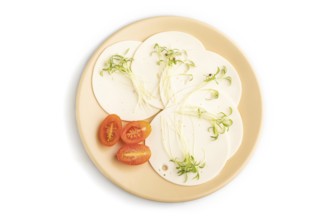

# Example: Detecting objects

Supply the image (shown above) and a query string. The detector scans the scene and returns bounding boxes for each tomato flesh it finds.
[98,114,122,146]
[116,144,151,165]
[121,121,151,144]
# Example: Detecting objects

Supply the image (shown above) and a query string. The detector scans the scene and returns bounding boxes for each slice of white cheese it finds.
[131,31,205,109]
[147,105,230,186]
[179,86,244,159]
[167,50,242,107]
[92,41,161,121]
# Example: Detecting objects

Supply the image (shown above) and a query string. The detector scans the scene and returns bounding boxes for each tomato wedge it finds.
[98,114,122,146]
[116,144,151,165]
[121,121,151,144]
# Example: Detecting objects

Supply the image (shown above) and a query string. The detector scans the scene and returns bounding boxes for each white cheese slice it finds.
[131,31,205,109]
[167,50,242,107]
[178,86,244,159]
[92,41,160,121]
[146,105,230,186]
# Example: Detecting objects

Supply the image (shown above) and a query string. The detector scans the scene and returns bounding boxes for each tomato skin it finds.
[98,114,122,146]
[116,144,151,165]
[121,121,151,144]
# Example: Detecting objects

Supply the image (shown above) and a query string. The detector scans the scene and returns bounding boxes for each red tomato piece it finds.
[98,114,122,146]
[116,144,151,165]
[121,121,151,144]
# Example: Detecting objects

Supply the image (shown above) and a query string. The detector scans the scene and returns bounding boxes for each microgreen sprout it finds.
[151,43,196,69]
[100,54,133,76]
[160,116,205,182]
[204,66,232,85]
[100,51,152,108]
[203,89,219,100]
[177,106,233,140]
[179,66,231,106]
[170,155,205,182]
[151,43,196,105]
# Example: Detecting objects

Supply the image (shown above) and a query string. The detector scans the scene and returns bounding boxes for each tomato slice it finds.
[116,144,151,165]
[121,121,151,144]
[98,114,122,146]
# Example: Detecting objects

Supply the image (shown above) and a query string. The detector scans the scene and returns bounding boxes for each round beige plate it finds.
[76,16,262,202]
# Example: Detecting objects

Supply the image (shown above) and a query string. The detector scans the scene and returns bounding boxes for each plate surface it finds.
[76,16,262,202]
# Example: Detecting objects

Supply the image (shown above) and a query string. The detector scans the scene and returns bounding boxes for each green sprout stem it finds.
[151,43,195,106]
[203,89,219,100]
[100,52,152,109]
[204,66,232,85]
[178,66,231,108]
[177,106,233,140]
[160,116,205,182]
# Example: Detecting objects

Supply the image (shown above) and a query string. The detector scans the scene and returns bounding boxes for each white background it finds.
[1,0,329,219]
